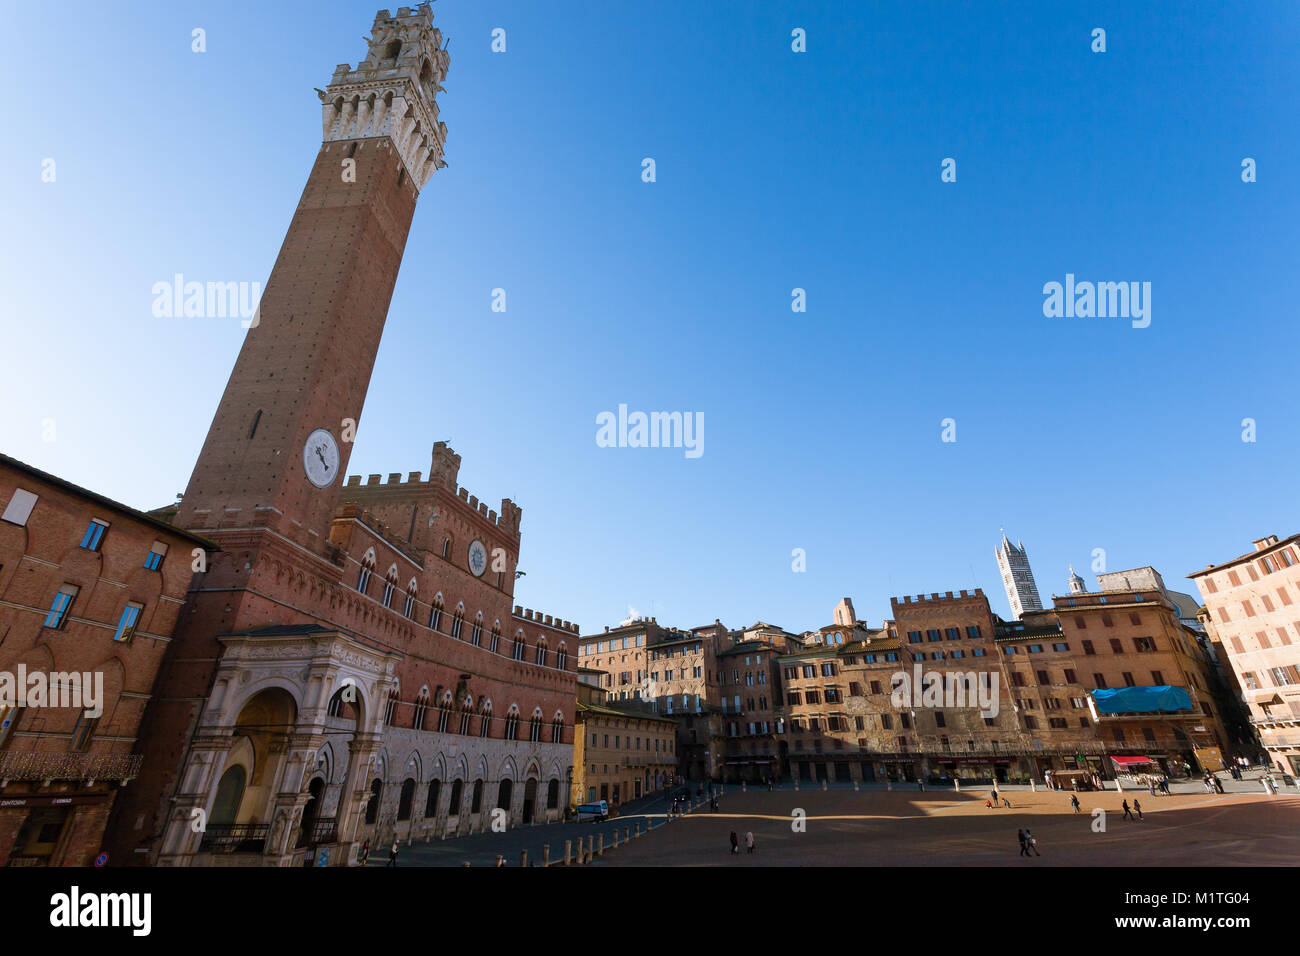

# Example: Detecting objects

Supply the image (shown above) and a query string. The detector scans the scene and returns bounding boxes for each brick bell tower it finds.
[179,5,449,551]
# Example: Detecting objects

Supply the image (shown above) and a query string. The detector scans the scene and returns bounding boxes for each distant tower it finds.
[995,533,1043,619]
[833,598,856,626]
[1068,565,1086,595]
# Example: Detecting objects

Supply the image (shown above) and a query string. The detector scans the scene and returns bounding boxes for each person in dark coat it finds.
[729,831,739,855]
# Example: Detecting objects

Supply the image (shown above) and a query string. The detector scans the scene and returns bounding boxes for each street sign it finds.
[93,852,108,867]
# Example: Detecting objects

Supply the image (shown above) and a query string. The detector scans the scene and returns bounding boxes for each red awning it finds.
[1111,755,1157,766]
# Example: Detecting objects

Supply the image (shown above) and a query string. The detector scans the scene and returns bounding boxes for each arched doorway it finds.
[211,765,246,826]
[522,778,538,824]
[297,777,324,849]
[546,779,559,812]
[397,778,416,821]
[365,778,383,825]
[497,778,513,819]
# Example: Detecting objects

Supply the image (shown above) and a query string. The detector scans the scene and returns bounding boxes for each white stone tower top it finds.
[1068,565,1086,594]
[318,5,450,190]
[995,532,1044,619]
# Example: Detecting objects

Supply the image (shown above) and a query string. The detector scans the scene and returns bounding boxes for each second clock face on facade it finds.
[303,428,340,488]
[468,539,488,577]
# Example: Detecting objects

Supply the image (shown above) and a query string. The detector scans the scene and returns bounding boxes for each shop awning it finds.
[1111,755,1158,767]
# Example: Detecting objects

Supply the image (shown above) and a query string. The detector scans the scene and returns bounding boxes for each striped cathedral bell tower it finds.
[178,5,449,553]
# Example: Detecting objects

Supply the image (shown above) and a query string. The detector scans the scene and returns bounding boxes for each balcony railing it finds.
[0,751,143,783]
[199,823,270,855]
[296,818,339,849]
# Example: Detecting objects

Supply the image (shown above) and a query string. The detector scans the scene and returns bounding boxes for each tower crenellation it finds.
[320,5,449,191]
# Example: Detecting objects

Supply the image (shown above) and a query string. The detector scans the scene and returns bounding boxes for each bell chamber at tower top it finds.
[318,5,450,191]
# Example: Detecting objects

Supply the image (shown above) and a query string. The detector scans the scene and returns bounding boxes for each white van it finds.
[575,800,609,822]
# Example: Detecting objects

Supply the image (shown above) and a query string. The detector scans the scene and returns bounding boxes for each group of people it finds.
[1141,775,1171,796]
[728,830,756,855]
[1016,829,1040,857]
[1202,772,1226,794]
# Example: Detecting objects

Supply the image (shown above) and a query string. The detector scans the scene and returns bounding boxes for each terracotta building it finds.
[718,622,800,782]
[0,455,211,866]
[102,7,578,867]
[1190,534,1300,776]
[1046,581,1231,770]
[572,671,676,807]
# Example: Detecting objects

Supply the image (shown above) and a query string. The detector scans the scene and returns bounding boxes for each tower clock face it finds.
[303,428,340,488]
[467,539,488,577]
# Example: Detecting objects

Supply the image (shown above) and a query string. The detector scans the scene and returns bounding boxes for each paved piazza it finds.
[390,785,1300,867]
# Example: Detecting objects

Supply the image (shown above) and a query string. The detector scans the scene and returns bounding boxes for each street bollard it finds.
[1030,780,1037,793]
[597,834,604,856]
[822,780,827,791]
[854,781,859,792]
[887,779,893,791]
[954,779,961,792]
[613,830,619,849]
[564,840,572,865]
[587,835,594,859]
[794,780,799,791]
[624,827,630,844]
[742,782,746,792]
[635,823,641,838]
[543,845,550,866]
[521,850,527,867]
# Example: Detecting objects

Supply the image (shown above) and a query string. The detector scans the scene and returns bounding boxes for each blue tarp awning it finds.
[1093,685,1192,714]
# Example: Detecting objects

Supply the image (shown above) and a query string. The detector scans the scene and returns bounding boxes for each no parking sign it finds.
[94,852,108,867]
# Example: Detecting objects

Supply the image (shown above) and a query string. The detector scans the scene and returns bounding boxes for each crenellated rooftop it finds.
[512,605,580,635]
[893,588,985,605]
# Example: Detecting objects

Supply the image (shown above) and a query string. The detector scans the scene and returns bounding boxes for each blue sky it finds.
[1,0,1296,633]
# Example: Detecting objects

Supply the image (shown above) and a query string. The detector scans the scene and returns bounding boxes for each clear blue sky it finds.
[1,1,1296,633]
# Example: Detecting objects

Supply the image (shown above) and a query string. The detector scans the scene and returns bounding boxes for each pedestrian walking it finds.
[1133,798,1143,820]
[729,831,739,855]
[991,787,999,806]
[1122,799,1134,820]
[386,843,399,867]
[1017,828,1030,858]
[745,831,755,854]
[359,839,370,866]
[1025,828,1041,856]
[1070,794,1080,813]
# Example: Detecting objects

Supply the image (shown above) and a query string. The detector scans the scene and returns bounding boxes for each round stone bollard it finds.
[520,850,527,867]
[854,781,859,792]
[543,845,550,867]
[1030,780,1037,793]
[613,830,620,849]
[624,827,630,844]
[564,840,572,865]
[635,823,642,838]
[597,834,604,856]
[954,779,961,792]
[822,780,827,791]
